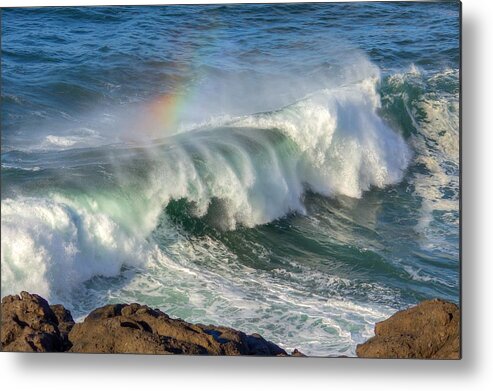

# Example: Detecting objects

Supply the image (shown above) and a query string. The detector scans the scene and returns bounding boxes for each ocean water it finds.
[1,2,460,356]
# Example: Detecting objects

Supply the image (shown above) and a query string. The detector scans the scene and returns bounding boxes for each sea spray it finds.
[2,63,412,303]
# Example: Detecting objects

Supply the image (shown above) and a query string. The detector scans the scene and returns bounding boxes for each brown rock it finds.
[50,304,75,350]
[68,302,287,355]
[291,348,306,357]
[356,299,460,359]
[2,292,289,355]
[1,291,73,352]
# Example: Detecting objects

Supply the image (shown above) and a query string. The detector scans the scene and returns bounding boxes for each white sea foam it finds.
[41,128,105,150]
[232,77,411,199]
[0,196,157,303]
[95,226,398,356]
[403,265,455,287]
[1,163,41,171]
[387,66,459,253]
[136,72,411,232]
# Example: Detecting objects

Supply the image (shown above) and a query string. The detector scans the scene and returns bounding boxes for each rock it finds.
[68,303,287,355]
[2,292,288,355]
[356,299,460,359]
[1,291,73,352]
[50,304,75,350]
[3,292,460,358]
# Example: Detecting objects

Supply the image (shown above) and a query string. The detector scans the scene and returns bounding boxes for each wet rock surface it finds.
[356,299,460,359]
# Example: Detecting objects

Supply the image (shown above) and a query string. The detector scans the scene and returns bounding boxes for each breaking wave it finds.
[1,66,412,303]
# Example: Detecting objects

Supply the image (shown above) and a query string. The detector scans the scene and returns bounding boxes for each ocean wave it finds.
[1,63,412,303]
[380,65,459,253]
[0,196,159,303]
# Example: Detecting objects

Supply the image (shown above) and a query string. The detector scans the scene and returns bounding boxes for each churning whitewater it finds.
[1,66,411,300]
[1,3,459,356]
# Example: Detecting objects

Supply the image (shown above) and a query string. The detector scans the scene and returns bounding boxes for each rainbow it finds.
[143,27,223,137]
[148,91,189,131]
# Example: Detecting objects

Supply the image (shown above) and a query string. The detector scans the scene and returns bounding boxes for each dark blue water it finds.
[1,2,460,356]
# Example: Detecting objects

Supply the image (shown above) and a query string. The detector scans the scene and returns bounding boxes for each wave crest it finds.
[1,63,412,301]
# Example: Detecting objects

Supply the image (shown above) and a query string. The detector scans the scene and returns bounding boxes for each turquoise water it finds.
[1,2,460,356]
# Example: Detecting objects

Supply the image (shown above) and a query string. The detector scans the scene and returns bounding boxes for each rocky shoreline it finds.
[0,291,288,355]
[1,291,460,358]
